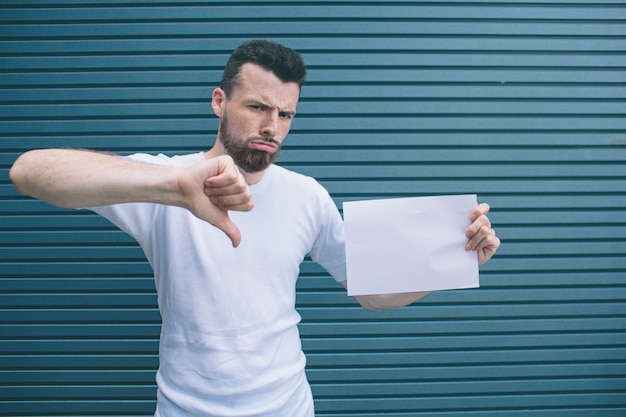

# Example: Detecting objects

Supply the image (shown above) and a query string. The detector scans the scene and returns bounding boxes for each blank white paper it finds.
[343,194,479,296]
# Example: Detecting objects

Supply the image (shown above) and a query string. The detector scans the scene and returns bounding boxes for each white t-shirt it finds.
[91,152,347,417]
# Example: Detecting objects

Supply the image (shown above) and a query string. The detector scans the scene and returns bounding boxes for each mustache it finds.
[251,137,281,147]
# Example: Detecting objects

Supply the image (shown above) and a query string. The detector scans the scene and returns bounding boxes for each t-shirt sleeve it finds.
[308,190,347,283]
[87,153,167,248]
[89,202,159,249]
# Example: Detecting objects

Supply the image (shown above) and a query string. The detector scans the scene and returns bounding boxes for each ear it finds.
[211,88,226,117]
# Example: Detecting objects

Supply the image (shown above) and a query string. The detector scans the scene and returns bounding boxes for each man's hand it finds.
[465,203,500,265]
[178,155,253,247]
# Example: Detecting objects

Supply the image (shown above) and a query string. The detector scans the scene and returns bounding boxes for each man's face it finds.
[214,63,300,173]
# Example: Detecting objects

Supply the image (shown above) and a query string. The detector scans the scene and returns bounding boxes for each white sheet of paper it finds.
[343,194,479,296]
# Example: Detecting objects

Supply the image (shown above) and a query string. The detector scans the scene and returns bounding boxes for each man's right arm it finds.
[10,148,252,247]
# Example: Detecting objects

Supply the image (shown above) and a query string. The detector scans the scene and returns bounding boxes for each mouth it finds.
[249,138,280,153]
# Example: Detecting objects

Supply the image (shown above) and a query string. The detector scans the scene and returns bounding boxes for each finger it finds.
[470,202,490,221]
[201,154,243,188]
[206,175,252,208]
[204,167,252,211]
[214,216,242,248]
[188,195,243,247]
[209,193,254,212]
[205,182,250,203]
[476,234,501,265]
[204,169,244,193]
[466,224,494,251]
[471,227,497,250]
[466,214,492,240]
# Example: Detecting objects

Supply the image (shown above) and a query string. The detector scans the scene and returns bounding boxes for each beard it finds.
[218,113,281,173]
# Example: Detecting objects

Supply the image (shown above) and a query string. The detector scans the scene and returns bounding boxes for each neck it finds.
[203,144,265,186]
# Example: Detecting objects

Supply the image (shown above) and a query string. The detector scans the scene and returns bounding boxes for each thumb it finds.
[213,214,242,248]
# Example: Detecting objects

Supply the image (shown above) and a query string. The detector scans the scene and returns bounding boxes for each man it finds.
[10,40,500,416]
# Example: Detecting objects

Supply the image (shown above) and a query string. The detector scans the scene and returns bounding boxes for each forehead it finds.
[231,63,300,110]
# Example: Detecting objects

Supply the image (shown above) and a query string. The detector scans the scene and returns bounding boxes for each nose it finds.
[260,110,279,138]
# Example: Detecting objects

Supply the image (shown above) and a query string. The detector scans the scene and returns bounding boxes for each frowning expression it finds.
[212,63,300,173]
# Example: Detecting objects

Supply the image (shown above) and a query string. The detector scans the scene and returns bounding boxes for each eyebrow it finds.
[249,99,296,117]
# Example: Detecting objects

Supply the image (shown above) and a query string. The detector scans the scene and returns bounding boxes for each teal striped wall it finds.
[1,1,625,416]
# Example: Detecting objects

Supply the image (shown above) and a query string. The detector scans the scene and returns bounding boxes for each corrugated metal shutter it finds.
[1,1,625,416]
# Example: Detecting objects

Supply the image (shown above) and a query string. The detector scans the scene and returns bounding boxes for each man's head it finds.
[212,40,306,174]
[220,40,307,97]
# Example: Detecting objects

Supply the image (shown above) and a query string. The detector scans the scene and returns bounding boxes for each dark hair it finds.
[220,40,307,96]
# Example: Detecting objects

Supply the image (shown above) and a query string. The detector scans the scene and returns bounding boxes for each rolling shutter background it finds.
[1,1,625,416]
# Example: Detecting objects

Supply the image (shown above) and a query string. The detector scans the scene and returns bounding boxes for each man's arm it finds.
[343,203,500,312]
[339,280,431,312]
[10,148,252,247]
